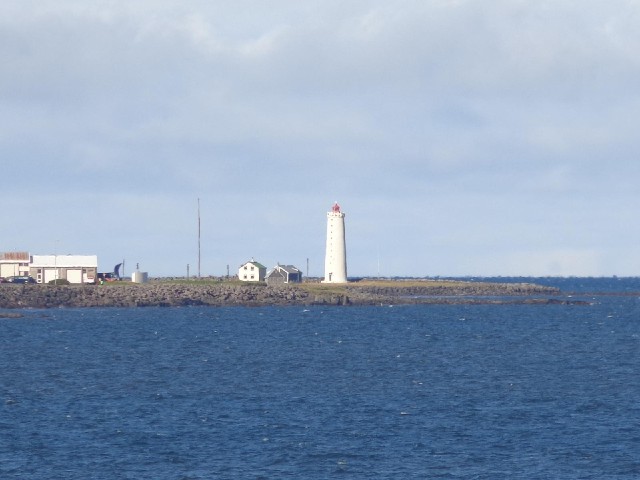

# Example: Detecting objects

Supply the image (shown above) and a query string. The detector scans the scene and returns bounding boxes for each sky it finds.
[2,0,640,278]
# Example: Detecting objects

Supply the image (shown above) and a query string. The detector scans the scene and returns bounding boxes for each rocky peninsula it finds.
[0,279,569,310]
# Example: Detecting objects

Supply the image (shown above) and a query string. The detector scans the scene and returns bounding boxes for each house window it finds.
[244,266,248,270]
[243,274,247,279]
[251,275,254,279]
[251,266,254,271]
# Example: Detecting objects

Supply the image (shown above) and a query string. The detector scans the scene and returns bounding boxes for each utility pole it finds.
[198,198,201,279]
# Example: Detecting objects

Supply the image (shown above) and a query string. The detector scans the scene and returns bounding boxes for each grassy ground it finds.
[142,278,482,290]
[352,279,479,288]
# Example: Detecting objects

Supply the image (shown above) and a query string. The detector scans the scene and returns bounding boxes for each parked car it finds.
[97,272,119,282]
[6,276,37,284]
[0,277,7,283]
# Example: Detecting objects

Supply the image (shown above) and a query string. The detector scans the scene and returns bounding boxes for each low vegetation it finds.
[0,277,561,309]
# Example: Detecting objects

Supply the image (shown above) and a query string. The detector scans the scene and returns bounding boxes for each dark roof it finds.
[276,265,301,274]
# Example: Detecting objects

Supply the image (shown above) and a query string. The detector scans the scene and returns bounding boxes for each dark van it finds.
[6,276,37,284]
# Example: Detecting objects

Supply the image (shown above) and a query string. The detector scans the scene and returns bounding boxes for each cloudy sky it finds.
[2,0,639,277]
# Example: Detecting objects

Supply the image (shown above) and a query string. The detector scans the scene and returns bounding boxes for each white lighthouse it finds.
[323,202,348,283]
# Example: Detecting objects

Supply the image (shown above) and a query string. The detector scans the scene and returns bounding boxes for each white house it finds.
[238,259,267,282]
[29,255,98,284]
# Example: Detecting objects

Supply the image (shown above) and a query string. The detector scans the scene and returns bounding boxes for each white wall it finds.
[323,211,348,283]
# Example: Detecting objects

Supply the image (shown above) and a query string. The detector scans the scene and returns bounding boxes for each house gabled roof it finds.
[240,259,266,269]
[277,265,301,274]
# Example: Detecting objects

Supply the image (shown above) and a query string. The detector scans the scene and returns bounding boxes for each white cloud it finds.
[1,0,640,276]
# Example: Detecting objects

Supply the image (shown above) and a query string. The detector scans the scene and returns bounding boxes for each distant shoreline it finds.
[0,278,581,310]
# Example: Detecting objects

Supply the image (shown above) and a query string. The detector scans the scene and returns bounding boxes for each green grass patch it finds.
[353,279,476,288]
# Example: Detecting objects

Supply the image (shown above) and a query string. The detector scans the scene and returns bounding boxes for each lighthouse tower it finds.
[323,202,348,283]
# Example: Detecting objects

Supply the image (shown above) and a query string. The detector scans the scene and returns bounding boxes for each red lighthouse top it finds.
[332,202,341,213]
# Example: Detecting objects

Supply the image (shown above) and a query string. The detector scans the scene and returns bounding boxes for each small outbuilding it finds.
[266,264,303,285]
[238,259,267,282]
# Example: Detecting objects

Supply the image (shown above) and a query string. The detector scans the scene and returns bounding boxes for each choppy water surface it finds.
[1,278,640,479]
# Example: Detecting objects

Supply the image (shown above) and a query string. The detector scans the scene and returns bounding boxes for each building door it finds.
[44,269,58,283]
[67,269,82,284]
[0,264,16,277]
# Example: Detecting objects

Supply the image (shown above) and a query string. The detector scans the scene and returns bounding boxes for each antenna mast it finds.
[198,198,201,279]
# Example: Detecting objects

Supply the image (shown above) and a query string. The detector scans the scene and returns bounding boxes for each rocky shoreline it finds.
[0,280,574,310]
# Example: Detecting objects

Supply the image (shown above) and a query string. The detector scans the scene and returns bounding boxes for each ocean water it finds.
[1,279,640,479]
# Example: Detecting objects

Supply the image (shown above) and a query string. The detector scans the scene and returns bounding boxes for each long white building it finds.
[29,255,98,284]
[323,202,348,283]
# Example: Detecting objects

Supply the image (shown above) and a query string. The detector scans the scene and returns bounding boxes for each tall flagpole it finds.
[198,198,201,279]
